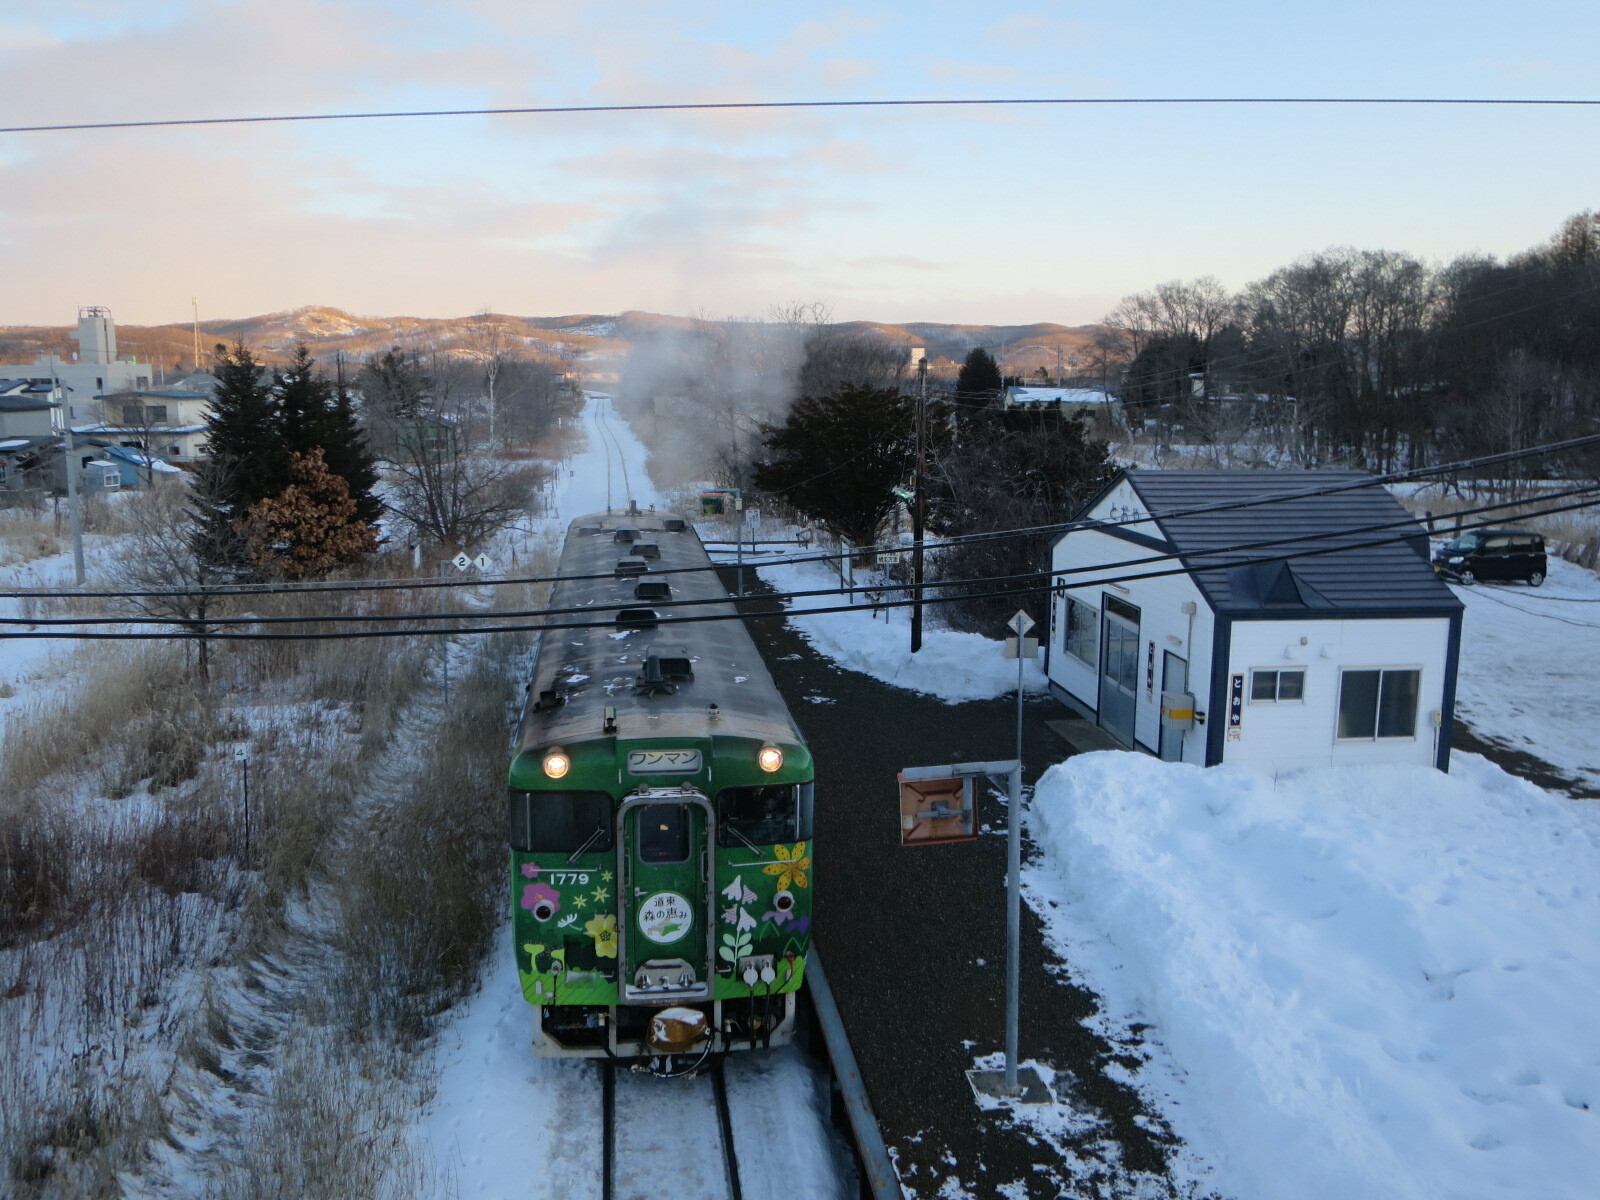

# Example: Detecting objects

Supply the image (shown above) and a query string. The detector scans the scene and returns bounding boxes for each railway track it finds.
[601,1057,744,1200]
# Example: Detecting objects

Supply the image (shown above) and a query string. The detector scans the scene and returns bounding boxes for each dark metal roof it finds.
[1106,469,1463,616]
[516,511,805,751]
[0,396,58,412]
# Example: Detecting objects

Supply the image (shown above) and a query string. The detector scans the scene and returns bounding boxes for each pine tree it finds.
[204,341,287,513]
[275,344,382,526]
[955,347,1003,400]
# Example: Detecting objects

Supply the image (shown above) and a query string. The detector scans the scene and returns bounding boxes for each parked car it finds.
[1432,529,1546,586]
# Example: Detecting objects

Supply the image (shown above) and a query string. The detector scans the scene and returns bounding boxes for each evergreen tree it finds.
[204,341,287,512]
[275,344,382,526]
[752,383,916,548]
[954,347,1003,399]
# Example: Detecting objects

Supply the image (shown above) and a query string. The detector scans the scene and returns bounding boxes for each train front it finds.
[507,512,814,1066]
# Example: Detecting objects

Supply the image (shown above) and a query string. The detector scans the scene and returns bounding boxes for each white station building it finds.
[1044,469,1465,772]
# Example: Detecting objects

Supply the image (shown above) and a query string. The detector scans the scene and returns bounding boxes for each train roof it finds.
[516,510,804,751]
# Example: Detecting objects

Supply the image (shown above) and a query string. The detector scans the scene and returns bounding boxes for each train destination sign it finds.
[627,749,703,775]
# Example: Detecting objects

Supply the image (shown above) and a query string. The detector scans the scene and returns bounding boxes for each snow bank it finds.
[755,557,1046,703]
[1028,751,1600,1200]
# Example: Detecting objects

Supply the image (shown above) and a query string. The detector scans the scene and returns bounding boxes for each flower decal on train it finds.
[520,862,540,879]
[763,842,810,890]
[584,913,617,958]
[763,889,797,926]
[521,882,561,921]
[721,875,757,905]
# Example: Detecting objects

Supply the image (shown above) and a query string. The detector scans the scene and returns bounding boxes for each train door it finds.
[617,790,714,1003]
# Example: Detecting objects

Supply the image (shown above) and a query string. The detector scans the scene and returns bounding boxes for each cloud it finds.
[983,11,1104,50]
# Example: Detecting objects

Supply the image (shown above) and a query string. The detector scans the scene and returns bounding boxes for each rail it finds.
[600,1056,743,1200]
[806,950,902,1200]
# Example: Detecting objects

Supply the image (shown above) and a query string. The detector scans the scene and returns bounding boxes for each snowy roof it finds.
[103,444,183,472]
[1004,387,1118,405]
[1068,469,1463,616]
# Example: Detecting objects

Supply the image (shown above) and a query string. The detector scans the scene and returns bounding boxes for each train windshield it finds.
[715,782,814,847]
[506,789,614,853]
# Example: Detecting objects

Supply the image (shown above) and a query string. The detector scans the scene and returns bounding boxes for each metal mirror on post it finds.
[897,771,976,846]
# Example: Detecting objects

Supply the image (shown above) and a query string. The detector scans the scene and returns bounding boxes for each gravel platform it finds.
[727,574,1203,1199]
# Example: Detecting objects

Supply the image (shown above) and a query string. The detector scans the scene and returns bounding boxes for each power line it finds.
[3,432,1595,603]
[7,493,1596,642]
[8,482,1593,629]
[6,96,1600,136]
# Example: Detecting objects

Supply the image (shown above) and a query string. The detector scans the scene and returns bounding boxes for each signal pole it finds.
[910,353,928,653]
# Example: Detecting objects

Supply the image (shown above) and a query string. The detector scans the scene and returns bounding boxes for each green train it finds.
[507,509,814,1063]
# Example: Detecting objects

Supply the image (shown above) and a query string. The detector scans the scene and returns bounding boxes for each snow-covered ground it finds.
[1026,751,1600,1200]
[1440,550,1600,793]
[750,555,1046,703]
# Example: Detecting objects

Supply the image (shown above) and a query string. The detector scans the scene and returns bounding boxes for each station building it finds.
[1044,469,1464,772]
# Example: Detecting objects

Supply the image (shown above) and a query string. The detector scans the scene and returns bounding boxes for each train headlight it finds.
[543,748,571,779]
[758,745,783,773]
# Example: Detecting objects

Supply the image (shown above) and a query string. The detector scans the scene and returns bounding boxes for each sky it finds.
[1,0,1597,328]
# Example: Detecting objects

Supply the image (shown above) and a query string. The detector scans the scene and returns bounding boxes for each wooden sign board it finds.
[898,772,977,846]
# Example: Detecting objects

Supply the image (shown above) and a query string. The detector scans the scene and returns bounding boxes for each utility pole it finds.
[50,358,86,585]
[911,352,928,653]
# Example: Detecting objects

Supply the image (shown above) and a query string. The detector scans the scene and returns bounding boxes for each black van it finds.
[1432,530,1546,586]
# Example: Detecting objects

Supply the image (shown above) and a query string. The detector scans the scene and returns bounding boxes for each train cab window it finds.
[716,782,814,847]
[506,790,614,854]
[638,804,690,863]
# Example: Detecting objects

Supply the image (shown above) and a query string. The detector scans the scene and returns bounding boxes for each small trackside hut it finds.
[509,511,814,1064]
[1044,470,1465,772]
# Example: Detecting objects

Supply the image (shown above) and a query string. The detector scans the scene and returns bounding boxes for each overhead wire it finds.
[7,482,1595,629]
[3,432,1595,603]
[6,95,1600,137]
[5,491,1597,642]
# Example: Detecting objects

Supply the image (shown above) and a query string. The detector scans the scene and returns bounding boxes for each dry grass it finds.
[1395,490,1600,567]
[0,533,549,1198]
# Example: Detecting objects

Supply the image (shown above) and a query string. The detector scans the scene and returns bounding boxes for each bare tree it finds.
[101,481,234,680]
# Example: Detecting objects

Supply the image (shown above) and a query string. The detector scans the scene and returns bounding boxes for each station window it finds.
[1064,598,1098,666]
[505,789,613,853]
[1336,669,1421,740]
[716,782,814,847]
[1250,668,1305,702]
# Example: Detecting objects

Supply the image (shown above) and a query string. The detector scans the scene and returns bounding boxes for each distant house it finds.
[1002,386,1123,433]
[1044,469,1464,772]
[0,388,60,438]
[0,439,125,495]
[75,389,212,462]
